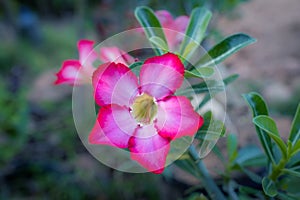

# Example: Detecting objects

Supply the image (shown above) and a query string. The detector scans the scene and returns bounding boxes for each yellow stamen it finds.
[132,93,157,124]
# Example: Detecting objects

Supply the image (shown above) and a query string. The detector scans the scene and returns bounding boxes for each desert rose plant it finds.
[55,6,300,200]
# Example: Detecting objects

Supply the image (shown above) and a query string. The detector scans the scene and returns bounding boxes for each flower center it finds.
[132,93,157,125]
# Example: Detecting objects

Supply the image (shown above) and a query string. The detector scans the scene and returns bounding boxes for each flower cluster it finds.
[54,10,203,173]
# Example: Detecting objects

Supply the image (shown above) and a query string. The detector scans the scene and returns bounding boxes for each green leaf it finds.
[174,153,201,178]
[212,145,225,162]
[149,36,168,52]
[195,111,225,141]
[281,168,300,178]
[179,7,212,58]
[227,134,238,162]
[196,74,239,109]
[129,61,143,76]
[177,79,224,96]
[184,67,215,79]
[289,103,300,146]
[196,33,256,67]
[253,115,287,159]
[235,145,267,167]
[223,74,239,85]
[129,61,143,69]
[262,177,278,197]
[291,139,300,157]
[238,165,262,183]
[135,6,168,55]
[243,92,275,164]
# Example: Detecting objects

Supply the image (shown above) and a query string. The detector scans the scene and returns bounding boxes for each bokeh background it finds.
[0,0,299,199]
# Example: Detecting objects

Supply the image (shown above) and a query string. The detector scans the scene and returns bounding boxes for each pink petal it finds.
[155,96,204,140]
[173,16,189,33]
[140,53,184,100]
[155,10,174,27]
[98,104,138,148]
[88,119,114,146]
[129,124,170,173]
[99,46,135,65]
[54,60,81,85]
[92,62,139,106]
[78,39,97,68]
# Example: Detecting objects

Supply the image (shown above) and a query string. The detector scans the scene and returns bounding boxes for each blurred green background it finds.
[0,0,299,199]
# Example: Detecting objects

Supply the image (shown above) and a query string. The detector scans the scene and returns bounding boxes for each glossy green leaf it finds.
[196,111,225,141]
[291,139,300,157]
[184,67,215,79]
[174,154,201,178]
[149,36,168,52]
[243,92,275,164]
[129,61,143,69]
[262,177,278,197]
[281,168,300,178]
[289,103,300,145]
[212,145,225,162]
[135,6,168,55]
[196,74,238,109]
[129,61,143,76]
[235,145,266,167]
[253,115,287,159]
[179,7,212,58]
[227,134,238,162]
[177,79,224,96]
[196,33,256,67]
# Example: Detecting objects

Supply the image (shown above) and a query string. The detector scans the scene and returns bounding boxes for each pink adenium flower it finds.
[155,10,189,51]
[89,52,203,173]
[99,46,135,66]
[55,40,97,85]
[55,41,135,85]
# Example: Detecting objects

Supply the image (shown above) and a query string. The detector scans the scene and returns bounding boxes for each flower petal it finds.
[140,53,184,100]
[98,104,138,148]
[93,62,139,106]
[88,119,114,146]
[54,60,82,85]
[156,96,204,140]
[173,16,189,33]
[129,124,170,173]
[99,46,135,65]
[155,10,174,27]
[78,39,97,68]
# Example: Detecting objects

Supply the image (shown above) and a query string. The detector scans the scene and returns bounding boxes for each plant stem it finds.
[269,159,287,181]
[188,145,226,200]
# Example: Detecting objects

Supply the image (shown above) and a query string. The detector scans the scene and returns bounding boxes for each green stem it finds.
[269,159,287,181]
[189,145,226,200]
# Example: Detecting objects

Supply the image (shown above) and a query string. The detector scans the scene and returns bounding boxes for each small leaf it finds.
[289,103,300,145]
[262,177,278,197]
[129,61,143,76]
[281,168,300,178]
[184,67,215,79]
[179,7,212,59]
[135,6,168,55]
[196,33,256,67]
[149,36,168,52]
[227,134,238,162]
[196,74,239,109]
[253,115,287,159]
[235,145,267,167]
[243,92,275,164]
[174,154,201,178]
[291,139,300,157]
[129,61,143,69]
